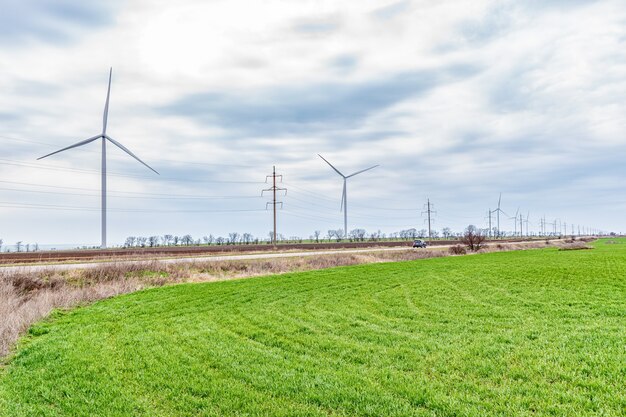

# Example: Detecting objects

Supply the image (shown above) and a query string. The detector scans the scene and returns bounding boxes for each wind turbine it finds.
[492,193,506,238]
[38,68,159,249]
[318,154,378,239]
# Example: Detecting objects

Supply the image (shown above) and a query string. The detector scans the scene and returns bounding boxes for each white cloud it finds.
[0,0,625,246]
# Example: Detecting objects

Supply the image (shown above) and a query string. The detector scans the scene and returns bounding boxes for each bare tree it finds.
[26,244,30,252]
[182,235,194,246]
[228,232,240,245]
[148,236,159,247]
[16,241,22,252]
[0,238,3,252]
[162,234,173,246]
[442,227,452,239]
[313,230,321,243]
[242,233,254,244]
[124,236,136,248]
[137,237,148,247]
[216,236,225,245]
[173,236,180,246]
[461,225,486,251]
[349,229,367,241]
[417,229,427,239]
[34,243,39,252]
[400,229,417,240]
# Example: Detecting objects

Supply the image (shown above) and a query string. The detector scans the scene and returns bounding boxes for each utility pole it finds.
[554,219,558,236]
[262,166,287,245]
[422,199,436,242]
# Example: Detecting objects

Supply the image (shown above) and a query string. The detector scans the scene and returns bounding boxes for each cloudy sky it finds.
[0,0,625,247]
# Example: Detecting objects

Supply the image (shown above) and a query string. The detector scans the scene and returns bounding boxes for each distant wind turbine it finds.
[318,154,378,239]
[524,211,530,236]
[492,193,507,238]
[38,68,159,249]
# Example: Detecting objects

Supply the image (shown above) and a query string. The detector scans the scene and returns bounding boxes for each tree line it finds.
[120,228,468,248]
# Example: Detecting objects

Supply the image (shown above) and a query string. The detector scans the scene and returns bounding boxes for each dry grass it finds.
[0,241,561,359]
[557,242,594,251]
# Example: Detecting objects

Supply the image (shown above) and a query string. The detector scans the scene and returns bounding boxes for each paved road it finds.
[1,239,560,274]
[0,245,428,274]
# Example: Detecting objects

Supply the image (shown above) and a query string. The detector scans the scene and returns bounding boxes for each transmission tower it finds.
[422,199,436,242]
[262,166,287,245]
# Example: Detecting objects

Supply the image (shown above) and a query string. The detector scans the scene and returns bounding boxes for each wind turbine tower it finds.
[492,193,506,238]
[318,154,378,239]
[524,211,530,236]
[38,68,159,249]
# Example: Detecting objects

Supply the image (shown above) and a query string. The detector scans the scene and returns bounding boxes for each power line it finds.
[0,179,258,198]
[0,134,256,168]
[0,200,266,213]
[0,186,262,200]
[284,199,421,221]
[0,158,263,184]
[281,210,424,228]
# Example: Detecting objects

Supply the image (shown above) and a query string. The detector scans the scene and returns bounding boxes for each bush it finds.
[558,242,593,251]
[449,245,466,255]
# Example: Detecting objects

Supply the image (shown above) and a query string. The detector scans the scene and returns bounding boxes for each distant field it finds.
[1,239,624,416]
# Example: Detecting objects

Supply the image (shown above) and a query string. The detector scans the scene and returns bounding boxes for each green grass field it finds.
[1,240,625,416]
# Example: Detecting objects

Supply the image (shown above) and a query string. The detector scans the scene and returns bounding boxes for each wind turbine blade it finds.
[346,164,379,178]
[318,154,344,177]
[37,134,102,160]
[498,193,502,209]
[103,68,112,135]
[105,135,159,175]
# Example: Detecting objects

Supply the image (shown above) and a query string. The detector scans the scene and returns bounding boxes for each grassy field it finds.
[1,239,624,416]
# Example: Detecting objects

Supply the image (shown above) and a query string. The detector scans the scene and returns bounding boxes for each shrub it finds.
[449,245,466,255]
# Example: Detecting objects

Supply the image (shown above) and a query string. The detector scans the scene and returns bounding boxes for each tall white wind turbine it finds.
[38,68,159,249]
[318,154,378,239]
